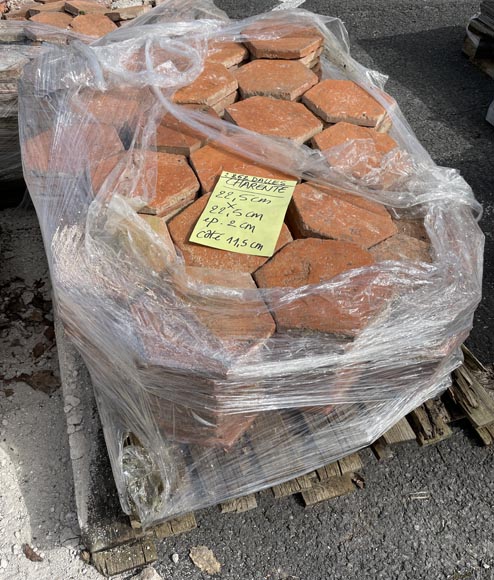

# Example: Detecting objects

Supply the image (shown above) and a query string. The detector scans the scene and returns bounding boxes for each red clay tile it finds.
[243,24,323,59]
[23,123,123,174]
[311,122,399,180]
[189,143,297,193]
[303,79,388,128]
[370,233,432,263]
[207,41,249,68]
[64,0,106,15]
[70,13,117,37]
[90,150,199,218]
[253,238,385,336]
[173,62,238,107]
[286,182,397,247]
[224,96,322,144]
[26,1,65,16]
[71,88,143,129]
[185,266,276,353]
[29,11,72,27]
[210,90,237,115]
[139,104,220,156]
[168,193,293,273]
[234,59,318,101]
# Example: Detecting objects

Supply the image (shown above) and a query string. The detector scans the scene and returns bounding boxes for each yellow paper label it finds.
[189,171,297,257]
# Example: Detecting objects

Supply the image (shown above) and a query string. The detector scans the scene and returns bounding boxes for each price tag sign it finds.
[189,171,297,257]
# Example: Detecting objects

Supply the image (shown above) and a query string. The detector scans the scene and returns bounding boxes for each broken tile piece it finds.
[286,182,397,247]
[303,79,388,128]
[168,194,293,273]
[234,59,318,101]
[173,62,238,107]
[224,96,322,144]
[189,143,297,193]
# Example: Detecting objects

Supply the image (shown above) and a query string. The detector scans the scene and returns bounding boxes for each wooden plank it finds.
[451,364,494,428]
[301,473,356,506]
[371,437,394,461]
[152,512,197,540]
[382,418,417,445]
[92,538,157,577]
[220,494,258,513]
[475,423,494,446]
[271,473,316,499]
[338,452,363,474]
[316,462,340,481]
[407,399,452,446]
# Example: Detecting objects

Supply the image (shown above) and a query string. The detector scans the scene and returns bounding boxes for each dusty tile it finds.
[168,193,293,273]
[189,143,297,193]
[29,11,72,27]
[303,79,388,128]
[207,41,249,68]
[393,218,429,241]
[70,13,117,37]
[234,59,318,101]
[104,5,150,21]
[210,90,237,115]
[286,182,397,247]
[173,62,238,107]
[224,96,322,144]
[26,1,65,16]
[71,87,142,128]
[370,233,432,263]
[64,0,107,15]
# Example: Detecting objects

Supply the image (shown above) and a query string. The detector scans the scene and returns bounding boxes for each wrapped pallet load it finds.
[18,0,484,526]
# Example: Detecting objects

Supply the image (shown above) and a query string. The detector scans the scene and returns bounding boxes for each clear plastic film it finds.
[18,0,484,526]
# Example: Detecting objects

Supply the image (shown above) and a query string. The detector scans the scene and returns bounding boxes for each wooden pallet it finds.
[463,35,494,79]
[88,346,493,577]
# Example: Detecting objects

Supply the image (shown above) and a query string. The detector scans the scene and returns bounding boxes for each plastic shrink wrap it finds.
[18,0,484,526]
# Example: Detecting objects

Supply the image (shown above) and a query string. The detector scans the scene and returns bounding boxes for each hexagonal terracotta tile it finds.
[90,150,199,218]
[138,104,220,156]
[286,182,396,247]
[173,62,238,107]
[311,122,399,181]
[303,79,388,129]
[207,41,249,68]
[168,193,293,273]
[23,123,123,174]
[253,238,386,336]
[189,143,297,193]
[234,60,318,101]
[224,96,323,144]
[244,26,323,59]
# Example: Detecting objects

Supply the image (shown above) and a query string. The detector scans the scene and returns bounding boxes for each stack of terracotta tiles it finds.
[23,21,433,449]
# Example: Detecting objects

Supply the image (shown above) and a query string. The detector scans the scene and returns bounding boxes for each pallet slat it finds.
[220,494,258,513]
[382,417,416,445]
[92,538,157,577]
[301,473,356,506]
[408,398,453,446]
[451,365,494,428]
